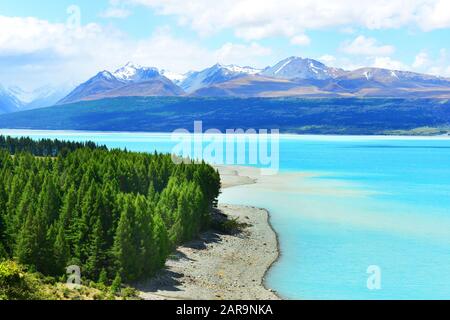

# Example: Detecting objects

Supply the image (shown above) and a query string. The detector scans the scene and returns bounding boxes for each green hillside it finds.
[0,135,221,294]
[0,97,449,135]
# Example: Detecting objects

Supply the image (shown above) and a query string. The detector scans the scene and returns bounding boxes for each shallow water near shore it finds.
[2,129,450,299]
[220,137,450,300]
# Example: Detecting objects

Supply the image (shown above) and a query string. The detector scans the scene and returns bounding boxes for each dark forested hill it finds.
[0,97,449,135]
[0,136,221,284]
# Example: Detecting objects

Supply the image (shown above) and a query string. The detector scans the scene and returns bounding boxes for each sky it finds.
[1,0,450,90]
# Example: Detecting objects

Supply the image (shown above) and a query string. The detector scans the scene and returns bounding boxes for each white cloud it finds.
[100,7,132,18]
[0,16,94,56]
[326,50,450,76]
[317,54,412,73]
[340,36,395,56]
[0,16,272,89]
[412,49,450,77]
[372,57,408,70]
[131,27,202,69]
[100,0,132,18]
[417,0,450,30]
[2,1,449,89]
[318,54,337,64]
[0,15,136,89]
[128,0,450,40]
[413,51,430,68]
[340,27,357,34]
[215,42,272,66]
[290,34,311,46]
[326,48,449,76]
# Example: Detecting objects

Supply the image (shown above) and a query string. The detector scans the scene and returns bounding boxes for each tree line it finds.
[0,135,103,157]
[0,135,221,283]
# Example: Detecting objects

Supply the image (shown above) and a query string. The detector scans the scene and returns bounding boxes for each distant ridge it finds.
[0,86,21,114]
[1,96,450,136]
[58,63,185,105]
[0,57,441,109]
[180,63,262,93]
[260,56,346,80]
[57,62,266,104]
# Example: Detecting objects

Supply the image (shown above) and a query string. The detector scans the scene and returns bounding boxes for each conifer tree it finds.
[0,135,221,283]
[5,176,24,242]
[98,268,108,286]
[110,273,122,294]
[38,175,60,225]
[85,217,105,280]
[13,181,36,239]
[75,182,100,262]
[151,212,170,271]
[0,181,7,246]
[53,223,70,275]
[15,204,47,271]
[113,196,138,281]
[59,185,77,252]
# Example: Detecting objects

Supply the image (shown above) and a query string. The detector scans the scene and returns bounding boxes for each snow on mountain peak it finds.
[274,59,293,75]
[8,86,41,104]
[160,70,187,84]
[125,61,142,68]
[211,63,260,75]
[223,64,261,75]
[0,85,18,104]
[364,71,372,81]
[261,56,336,80]
[98,71,115,81]
[179,63,262,93]
[113,62,160,82]
[4,84,74,110]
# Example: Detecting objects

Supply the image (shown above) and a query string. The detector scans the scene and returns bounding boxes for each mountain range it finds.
[57,57,450,104]
[0,84,72,114]
[1,96,449,135]
[0,86,22,114]
[57,63,184,105]
[1,57,450,114]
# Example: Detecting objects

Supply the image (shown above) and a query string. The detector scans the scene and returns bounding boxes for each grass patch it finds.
[0,260,141,300]
[212,213,251,234]
[384,126,450,136]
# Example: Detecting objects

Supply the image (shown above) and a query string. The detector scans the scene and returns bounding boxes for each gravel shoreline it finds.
[138,166,280,300]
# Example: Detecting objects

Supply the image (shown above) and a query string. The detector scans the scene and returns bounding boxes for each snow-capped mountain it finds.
[53,58,450,104]
[113,62,162,83]
[58,63,184,104]
[180,63,262,93]
[340,67,450,85]
[261,56,345,80]
[113,62,188,85]
[0,86,21,114]
[1,57,448,113]
[58,71,126,105]
[8,85,73,110]
[8,86,38,104]
[159,70,187,86]
[190,59,450,98]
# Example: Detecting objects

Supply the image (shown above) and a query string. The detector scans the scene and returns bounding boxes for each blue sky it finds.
[0,0,449,89]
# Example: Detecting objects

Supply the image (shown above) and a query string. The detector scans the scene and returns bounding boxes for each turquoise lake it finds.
[2,129,450,300]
